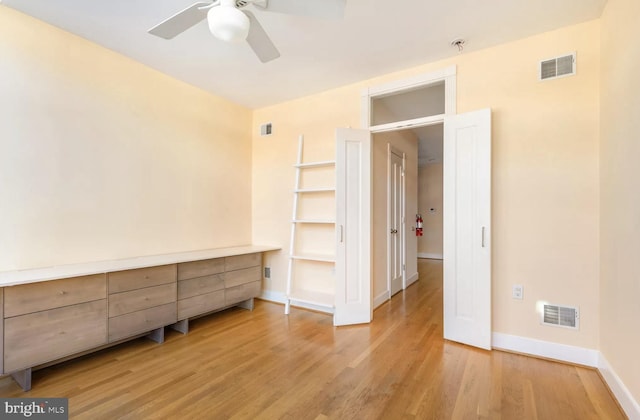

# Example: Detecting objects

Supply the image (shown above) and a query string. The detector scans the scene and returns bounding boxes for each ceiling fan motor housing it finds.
[208,0,251,42]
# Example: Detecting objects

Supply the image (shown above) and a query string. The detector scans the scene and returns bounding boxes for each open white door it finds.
[334,128,372,326]
[443,109,492,350]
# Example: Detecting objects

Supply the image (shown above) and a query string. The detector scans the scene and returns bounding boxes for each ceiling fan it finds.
[148,0,346,63]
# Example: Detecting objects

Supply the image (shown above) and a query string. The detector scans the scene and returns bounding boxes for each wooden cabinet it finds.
[108,303,177,343]
[108,264,176,293]
[3,274,107,373]
[177,262,226,320]
[0,288,3,375]
[107,265,177,343]
[0,246,275,391]
[5,300,107,373]
[5,274,106,317]
[225,266,261,306]
[176,254,261,321]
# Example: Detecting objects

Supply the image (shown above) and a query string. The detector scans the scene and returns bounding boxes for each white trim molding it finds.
[259,291,334,314]
[418,253,443,260]
[406,272,419,287]
[360,66,457,129]
[259,290,286,304]
[598,353,640,419]
[374,291,390,310]
[492,332,599,367]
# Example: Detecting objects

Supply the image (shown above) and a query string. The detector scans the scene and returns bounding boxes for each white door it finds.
[443,109,492,350]
[388,147,404,296]
[334,128,372,326]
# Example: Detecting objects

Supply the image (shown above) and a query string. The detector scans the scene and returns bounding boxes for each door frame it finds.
[360,65,457,301]
[387,145,406,296]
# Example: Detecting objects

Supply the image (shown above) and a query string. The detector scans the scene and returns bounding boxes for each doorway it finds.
[357,67,493,350]
[367,69,451,309]
[416,124,444,261]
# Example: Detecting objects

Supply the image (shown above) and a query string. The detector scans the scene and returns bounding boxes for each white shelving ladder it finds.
[285,135,336,315]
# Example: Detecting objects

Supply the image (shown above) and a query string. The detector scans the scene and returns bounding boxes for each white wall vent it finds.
[541,304,579,329]
[260,123,273,136]
[539,53,576,81]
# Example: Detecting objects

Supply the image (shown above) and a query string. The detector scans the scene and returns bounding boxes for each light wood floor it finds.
[0,259,625,419]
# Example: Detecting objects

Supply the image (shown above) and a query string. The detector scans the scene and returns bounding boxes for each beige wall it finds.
[252,90,359,299]
[599,0,640,403]
[372,130,418,304]
[418,163,443,258]
[253,20,601,349]
[0,8,253,270]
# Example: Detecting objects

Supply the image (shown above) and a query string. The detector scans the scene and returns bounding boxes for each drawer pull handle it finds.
[145,276,150,279]
[59,291,66,295]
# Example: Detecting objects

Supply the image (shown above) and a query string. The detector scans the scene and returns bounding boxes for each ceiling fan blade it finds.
[244,11,280,63]
[148,2,211,39]
[259,0,346,19]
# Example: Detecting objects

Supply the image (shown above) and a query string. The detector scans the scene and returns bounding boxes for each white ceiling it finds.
[2,0,606,109]
[416,124,443,166]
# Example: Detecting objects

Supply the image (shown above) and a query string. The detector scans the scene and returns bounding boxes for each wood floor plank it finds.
[0,259,626,419]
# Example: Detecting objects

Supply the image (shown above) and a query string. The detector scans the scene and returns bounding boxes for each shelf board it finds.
[288,290,334,308]
[294,187,335,193]
[292,219,335,224]
[291,254,336,263]
[294,160,336,168]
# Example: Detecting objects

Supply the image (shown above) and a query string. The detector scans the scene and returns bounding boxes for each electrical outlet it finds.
[512,285,524,300]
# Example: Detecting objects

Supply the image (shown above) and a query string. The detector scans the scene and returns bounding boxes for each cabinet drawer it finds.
[108,303,176,343]
[108,265,176,294]
[178,290,225,320]
[4,300,107,373]
[109,283,176,318]
[224,266,261,289]
[0,288,3,375]
[178,274,224,300]
[5,274,106,318]
[225,253,261,272]
[177,258,224,281]
[225,280,261,306]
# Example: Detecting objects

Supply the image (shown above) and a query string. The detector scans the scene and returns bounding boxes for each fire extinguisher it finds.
[416,214,423,236]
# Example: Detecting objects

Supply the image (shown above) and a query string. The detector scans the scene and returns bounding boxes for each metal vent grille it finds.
[539,53,576,80]
[542,304,579,329]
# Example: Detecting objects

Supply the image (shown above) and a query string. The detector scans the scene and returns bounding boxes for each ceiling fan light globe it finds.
[207,6,250,43]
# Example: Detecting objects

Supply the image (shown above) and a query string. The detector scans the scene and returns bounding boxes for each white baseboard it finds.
[258,290,334,314]
[258,290,286,304]
[374,291,390,309]
[598,353,640,419]
[492,332,599,367]
[492,332,640,419]
[418,253,443,260]
[406,272,419,287]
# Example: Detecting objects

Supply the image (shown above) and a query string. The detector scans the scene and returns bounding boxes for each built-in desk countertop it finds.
[0,245,280,287]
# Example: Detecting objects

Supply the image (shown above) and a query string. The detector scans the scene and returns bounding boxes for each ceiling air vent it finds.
[539,53,576,81]
[541,304,579,329]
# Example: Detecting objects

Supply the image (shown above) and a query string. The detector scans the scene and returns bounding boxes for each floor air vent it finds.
[542,304,579,329]
[539,53,576,81]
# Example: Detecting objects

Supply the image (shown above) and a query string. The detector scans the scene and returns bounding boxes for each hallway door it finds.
[443,109,492,350]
